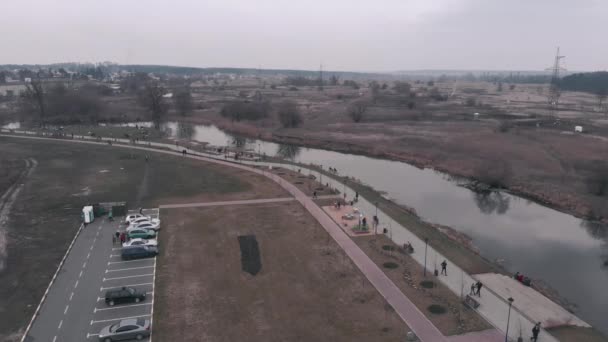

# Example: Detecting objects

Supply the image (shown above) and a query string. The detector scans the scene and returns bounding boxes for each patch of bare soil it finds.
[354,234,492,336]
[155,202,409,342]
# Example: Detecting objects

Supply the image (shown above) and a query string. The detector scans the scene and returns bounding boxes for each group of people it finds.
[469,281,484,297]
[514,271,533,287]
[112,230,127,245]
[328,167,338,174]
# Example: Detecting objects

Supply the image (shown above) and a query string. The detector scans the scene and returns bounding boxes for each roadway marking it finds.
[53,336,57,342]
[69,292,74,301]
[94,302,152,312]
[110,254,122,257]
[64,305,69,314]
[74,280,79,288]
[86,333,99,339]
[83,261,87,268]
[58,319,63,329]
[103,274,154,282]
[90,245,94,251]
[90,314,151,325]
[108,258,155,265]
[100,282,154,291]
[87,252,91,259]
[79,270,83,278]
[105,266,154,273]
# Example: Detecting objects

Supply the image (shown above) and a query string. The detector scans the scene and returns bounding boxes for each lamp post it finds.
[505,297,514,342]
[424,237,429,276]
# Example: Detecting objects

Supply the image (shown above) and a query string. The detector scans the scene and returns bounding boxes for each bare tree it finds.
[174,87,193,116]
[393,81,411,95]
[22,78,46,127]
[348,100,369,123]
[138,81,167,129]
[276,100,302,128]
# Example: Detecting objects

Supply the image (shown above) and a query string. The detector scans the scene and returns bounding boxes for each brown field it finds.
[154,203,409,342]
[0,137,285,340]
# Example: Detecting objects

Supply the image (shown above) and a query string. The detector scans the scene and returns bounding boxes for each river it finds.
[3,120,608,333]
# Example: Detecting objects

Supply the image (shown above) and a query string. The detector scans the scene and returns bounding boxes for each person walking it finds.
[470,283,476,295]
[475,281,483,297]
[115,230,120,241]
[531,322,541,341]
[313,191,317,199]
[120,232,126,244]
[440,260,447,275]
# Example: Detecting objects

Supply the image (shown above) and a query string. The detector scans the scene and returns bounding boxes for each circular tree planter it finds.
[427,304,446,315]
[383,262,399,269]
[420,280,435,289]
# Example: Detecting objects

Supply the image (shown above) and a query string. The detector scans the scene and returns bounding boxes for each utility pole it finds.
[318,63,324,91]
[545,47,566,118]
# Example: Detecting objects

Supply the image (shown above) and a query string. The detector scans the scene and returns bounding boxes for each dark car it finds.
[105,286,146,306]
[98,318,150,342]
[121,245,158,260]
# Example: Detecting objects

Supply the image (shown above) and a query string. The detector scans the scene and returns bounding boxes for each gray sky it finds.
[1,0,606,72]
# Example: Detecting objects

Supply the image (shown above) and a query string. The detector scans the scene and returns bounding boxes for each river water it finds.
[3,120,607,333]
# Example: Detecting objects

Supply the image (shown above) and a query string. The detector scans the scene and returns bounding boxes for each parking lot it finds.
[26,208,159,342]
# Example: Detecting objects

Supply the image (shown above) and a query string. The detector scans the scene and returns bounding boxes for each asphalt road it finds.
[26,209,159,342]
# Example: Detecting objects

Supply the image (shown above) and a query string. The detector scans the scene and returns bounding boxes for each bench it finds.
[465,294,480,309]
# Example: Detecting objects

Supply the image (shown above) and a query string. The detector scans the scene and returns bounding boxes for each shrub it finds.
[427,304,446,314]
[276,100,302,128]
[465,97,476,107]
[220,101,270,122]
[347,100,368,123]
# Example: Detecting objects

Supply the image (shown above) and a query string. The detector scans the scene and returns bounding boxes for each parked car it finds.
[128,221,160,232]
[105,286,146,306]
[124,214,148,224]
[121,245,158,260]
[122,238,157,248]
[129,217,160,227]
[98,318,151,342]
[127,228,156,240]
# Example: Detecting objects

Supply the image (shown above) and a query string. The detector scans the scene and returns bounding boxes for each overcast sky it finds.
[1,0,606,72]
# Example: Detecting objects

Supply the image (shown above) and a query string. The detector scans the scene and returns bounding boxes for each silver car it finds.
[98,318,150,341]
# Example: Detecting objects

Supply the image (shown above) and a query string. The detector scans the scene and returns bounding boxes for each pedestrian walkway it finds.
[159,197,295,209]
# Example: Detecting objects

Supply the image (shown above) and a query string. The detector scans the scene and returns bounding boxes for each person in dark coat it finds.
[531,322,541,341]
[475,281,483,296]
[440,260,448,275]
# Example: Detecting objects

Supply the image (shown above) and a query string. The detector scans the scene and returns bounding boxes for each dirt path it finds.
[0,158,37,272]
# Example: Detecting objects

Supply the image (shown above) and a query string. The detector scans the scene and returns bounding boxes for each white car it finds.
[127,221,160,232]
[129,217,157,226]
[125,214,149,224]
[122,238,158,248]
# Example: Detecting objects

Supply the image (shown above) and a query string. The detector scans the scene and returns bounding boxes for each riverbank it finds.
[172,114,606,223]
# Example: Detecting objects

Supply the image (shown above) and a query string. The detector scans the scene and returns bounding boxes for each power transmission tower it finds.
[318,63,324,91]
[546,47,566,117]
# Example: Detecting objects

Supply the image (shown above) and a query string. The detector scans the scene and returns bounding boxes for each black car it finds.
[121,245,158,260]
[105,287,146,306]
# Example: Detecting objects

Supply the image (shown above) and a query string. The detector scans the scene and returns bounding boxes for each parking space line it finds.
[74,280,79,288]
[108,258,155,265]
[87,252,91,259]
[86,333,99,339]
[106,266,154,273]
[79,270,83,278]
[109,254,122,257]
[100,282,154,291]
[69,292,74,301]
[53,336,57,342]
[94,302,152,312]
[90,314,150,325]
[103,274,154,281]
[64,305,69,314]
[90,245,94,251]
[83,261,87,268]
[58,320,63,329]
